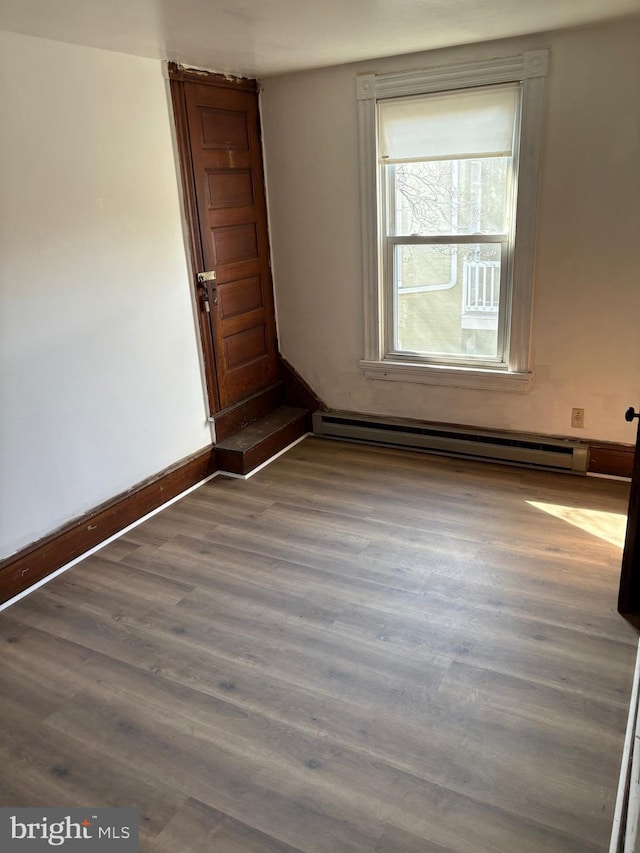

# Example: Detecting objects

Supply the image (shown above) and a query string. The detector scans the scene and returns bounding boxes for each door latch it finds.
[197,270,217,312]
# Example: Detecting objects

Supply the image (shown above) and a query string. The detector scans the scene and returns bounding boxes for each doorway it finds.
[169,65,279,416]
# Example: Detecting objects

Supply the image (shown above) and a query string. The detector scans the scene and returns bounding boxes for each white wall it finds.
[261,17,640,444]
[0,32,211,558]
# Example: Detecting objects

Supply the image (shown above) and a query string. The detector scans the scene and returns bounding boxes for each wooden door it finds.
[618,406,640,615]
[170,68,279,412]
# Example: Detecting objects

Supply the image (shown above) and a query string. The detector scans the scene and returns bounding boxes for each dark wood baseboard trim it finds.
[279,356,326,415]
[0,446,217,605]
[588,442,634,478]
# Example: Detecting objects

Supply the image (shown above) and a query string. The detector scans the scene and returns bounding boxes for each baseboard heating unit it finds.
[312,411,588,474]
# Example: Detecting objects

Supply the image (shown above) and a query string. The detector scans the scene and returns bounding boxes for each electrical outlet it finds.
[571,408,585,429]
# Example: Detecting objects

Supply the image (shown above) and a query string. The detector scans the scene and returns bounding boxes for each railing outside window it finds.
[463,255,500,313]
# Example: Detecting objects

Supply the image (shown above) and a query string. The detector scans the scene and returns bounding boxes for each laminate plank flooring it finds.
[1,437,637,852]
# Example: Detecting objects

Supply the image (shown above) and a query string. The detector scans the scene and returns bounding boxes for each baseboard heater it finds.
[312,411,588,474]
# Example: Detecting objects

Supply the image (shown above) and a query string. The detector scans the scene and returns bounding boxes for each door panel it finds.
[208,170,254,209]
[217,276,264,319]
[200,108,250,149]
[211,223,259,264]
[179,76,279,411]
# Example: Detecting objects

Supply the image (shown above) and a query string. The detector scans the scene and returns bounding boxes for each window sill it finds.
[359,359,534,393]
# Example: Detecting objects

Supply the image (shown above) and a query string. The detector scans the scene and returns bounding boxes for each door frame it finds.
[168,62,260,416]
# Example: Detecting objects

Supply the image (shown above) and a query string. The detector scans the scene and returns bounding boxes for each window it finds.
[356,51,548,392]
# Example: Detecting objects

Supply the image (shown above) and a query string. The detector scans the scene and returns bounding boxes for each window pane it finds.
[391,158,509,236]
[395,243,502,359]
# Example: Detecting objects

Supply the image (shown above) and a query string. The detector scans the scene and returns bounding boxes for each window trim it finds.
[356,50,548,392]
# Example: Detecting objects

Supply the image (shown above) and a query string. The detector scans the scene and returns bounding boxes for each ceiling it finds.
[1,0,638,77]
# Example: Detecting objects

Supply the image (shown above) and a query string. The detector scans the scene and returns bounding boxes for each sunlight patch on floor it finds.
[527,501,628,548]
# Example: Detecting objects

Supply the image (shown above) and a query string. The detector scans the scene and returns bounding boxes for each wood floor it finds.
[0,437,637,852]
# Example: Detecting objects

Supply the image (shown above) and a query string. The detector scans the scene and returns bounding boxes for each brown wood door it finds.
[618,406,640,614]
[171,69,279,412]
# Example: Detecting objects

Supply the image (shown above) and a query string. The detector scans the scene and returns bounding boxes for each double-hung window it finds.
[357,51,548,392]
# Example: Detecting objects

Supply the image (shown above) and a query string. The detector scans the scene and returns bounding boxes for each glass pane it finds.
[395,243,502,359]
[391,158,509,236]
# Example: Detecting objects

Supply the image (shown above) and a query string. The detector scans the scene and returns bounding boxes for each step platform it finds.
[215,406,309,476]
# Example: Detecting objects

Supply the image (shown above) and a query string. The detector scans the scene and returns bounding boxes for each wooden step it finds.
[213,382,284,443]
[215,406,309,475]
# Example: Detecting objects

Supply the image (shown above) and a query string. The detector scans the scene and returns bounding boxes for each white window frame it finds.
[356,50,548,393]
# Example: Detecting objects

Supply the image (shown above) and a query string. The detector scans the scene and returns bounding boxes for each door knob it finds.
[625,407,640,422]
